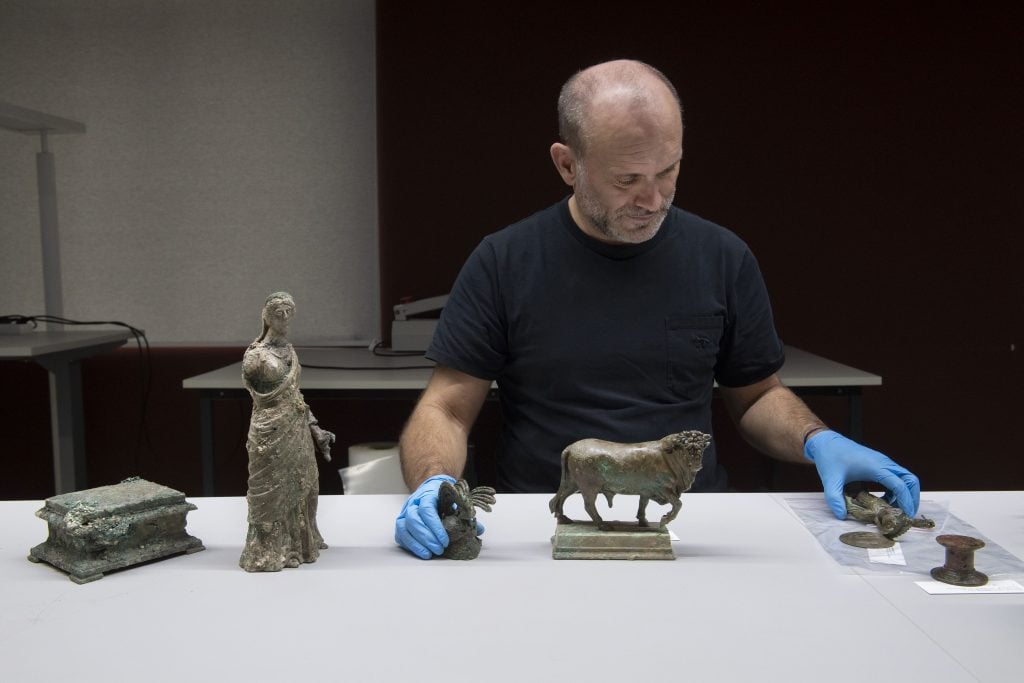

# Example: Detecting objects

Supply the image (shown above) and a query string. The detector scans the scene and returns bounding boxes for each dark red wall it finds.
[377,1,1024,491]
[4,3,1020,500]
[0,347,839,498]
[1,347,426,499]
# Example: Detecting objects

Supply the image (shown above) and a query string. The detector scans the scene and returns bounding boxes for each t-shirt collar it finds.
[558,196,671,260]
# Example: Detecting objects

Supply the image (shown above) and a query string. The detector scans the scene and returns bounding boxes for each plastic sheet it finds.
[784,496,1024,577]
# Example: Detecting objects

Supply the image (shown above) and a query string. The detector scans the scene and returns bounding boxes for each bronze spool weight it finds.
[930,534,988,587]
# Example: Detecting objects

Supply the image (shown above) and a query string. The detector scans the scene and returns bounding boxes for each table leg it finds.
[200,395,214,496]
[849,391,863,442]
[42,358,86,494]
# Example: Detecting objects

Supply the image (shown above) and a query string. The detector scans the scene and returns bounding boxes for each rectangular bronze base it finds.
[552,520,674,560]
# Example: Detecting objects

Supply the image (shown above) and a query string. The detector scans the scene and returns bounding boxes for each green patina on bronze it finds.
[548,431,710,560]
[549,431,710,531]
[552,521,674,560]
[28,477,204,583]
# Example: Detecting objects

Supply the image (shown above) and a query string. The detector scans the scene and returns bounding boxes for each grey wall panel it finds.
[0,0,378,343]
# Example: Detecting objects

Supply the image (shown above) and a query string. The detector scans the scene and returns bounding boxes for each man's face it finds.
[573,153,679,244]
[569,109,682,245]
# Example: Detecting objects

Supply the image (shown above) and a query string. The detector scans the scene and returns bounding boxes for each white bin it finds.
[339,442,407,494]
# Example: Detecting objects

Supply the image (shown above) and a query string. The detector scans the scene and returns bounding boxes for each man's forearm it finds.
[398,401,470,490]
[398,365,492,491]
[725,379,827,464]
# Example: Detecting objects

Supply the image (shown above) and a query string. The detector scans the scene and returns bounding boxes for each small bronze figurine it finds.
[549,431,710,531]
[239,292,335,572]
[438,479,496,560]
[844,489,934,540]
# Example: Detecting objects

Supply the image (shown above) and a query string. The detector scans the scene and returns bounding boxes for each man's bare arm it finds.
[718,374,827,464]
[399,364,492,490]
[720,373,920,517]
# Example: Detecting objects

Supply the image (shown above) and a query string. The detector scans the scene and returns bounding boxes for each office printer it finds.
[391,294,448,351]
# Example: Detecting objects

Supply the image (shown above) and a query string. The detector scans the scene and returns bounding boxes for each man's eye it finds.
[617,177,637,186]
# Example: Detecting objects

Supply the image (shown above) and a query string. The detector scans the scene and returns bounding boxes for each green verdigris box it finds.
[28,477,204,583]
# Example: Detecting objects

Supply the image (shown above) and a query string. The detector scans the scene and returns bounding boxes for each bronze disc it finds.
[840,531,895,549]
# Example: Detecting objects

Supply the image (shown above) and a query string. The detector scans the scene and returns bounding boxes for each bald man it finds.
[394,60,920,559]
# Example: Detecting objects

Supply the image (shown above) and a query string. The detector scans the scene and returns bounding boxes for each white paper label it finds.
[867,543,906,565]
[916,579,1024,595]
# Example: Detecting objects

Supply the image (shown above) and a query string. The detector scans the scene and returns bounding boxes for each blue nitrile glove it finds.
[804,430,920,519]
[394,475,457,559]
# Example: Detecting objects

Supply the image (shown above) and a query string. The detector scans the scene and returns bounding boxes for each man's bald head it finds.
[557,60,684,158]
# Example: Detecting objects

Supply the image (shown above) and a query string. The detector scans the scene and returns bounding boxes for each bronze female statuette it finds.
[239,292,335,572]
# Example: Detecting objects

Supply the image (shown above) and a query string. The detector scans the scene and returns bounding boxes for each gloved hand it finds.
[394,475,457,559]
[804,430,920,519]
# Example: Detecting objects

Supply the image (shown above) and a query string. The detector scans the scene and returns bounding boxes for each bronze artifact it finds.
[239,292,335,572]
[931,534,988,587]
[438,479,496,560]
[843,489,935,540]
[28,477,204,583]
[549,431,710,560]
[839,531,895,550]
[549,431,710,530]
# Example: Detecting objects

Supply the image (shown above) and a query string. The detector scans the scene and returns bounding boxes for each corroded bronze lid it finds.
[40,477,186,518]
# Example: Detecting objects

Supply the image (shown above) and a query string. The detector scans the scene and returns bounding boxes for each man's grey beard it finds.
[575,167,674,244]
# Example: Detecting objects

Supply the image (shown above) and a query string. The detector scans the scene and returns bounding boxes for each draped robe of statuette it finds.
[239,343,326,571]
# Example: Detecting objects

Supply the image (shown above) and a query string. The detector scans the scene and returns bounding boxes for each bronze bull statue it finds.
[548,431,711,531]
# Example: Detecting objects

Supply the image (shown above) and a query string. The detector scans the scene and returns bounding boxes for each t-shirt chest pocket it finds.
[666,315,724,395]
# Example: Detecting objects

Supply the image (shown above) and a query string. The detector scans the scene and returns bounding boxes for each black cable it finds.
[2,314,153,477]
[301,363,435,370]
[370,343,424,358]
[294,341,434,370]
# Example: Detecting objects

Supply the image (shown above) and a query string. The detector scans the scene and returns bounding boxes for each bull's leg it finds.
[659,496,683,527]
[637,496,650,527]
[581,490,610,531]
[549,482,577,524]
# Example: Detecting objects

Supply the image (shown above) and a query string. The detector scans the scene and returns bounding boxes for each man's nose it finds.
[633,182,662,210]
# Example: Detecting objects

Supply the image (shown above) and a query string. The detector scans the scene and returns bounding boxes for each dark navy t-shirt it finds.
[427,198,785,493]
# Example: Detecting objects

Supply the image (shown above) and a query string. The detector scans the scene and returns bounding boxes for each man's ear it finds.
[550,142,578,186]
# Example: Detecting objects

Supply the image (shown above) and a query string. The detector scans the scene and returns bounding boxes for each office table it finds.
[2,491,1021,682]
[184,345,882,496]
[1,329,132,493]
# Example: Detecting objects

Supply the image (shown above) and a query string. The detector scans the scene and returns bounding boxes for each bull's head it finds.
[666,431,711,462]
[663,430,712,492]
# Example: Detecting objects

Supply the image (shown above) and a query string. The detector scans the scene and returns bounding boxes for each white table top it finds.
[182,345,881,391]
[0,329,132,358]
[2,491,1020,682]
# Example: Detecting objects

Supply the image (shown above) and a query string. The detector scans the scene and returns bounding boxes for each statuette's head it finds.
[258,291,295,341]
